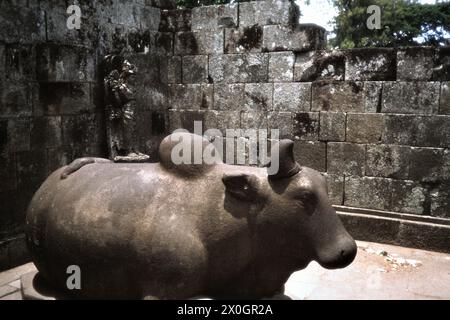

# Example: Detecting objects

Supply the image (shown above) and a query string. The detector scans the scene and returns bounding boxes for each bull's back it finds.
[26,163,168,298]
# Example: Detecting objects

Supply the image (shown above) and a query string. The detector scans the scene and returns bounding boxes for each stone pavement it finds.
[1,241,449,300]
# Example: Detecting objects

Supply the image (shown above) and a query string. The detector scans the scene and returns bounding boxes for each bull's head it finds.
[222,140,357,270]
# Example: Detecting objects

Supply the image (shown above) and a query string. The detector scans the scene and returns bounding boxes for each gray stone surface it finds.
[365,144,411,180]
[239,0,300,27]
[345,48,396,81]
[224,25,263,54]
[293,112,319,141]
[323,173,344,205]
[293,140,326,172]
[209,53,269,83]
[345,176,392,211]
[269,52,295,82]
[312,81,364,112]
[240,111,269,130]
[159,9,191,32]
[204,110,241,135]
[267,111,293,139]
[432,47,450,81]
[382,82,440,114]
[244,83,273,111]
[409,147,445,182]
[346,113,384,143]
[169,84,213,110]
[273,82,311,112]
[174,30,224,55]
[440,82,450,115]
[382,115,450,148]
[294,50,345,82]
[390,180,426,215]
[262,24,326,52]
[397,47,434,81]
[319,112,346,142]
[182,55,208,84]
[165,56,182,84]
[327,142,365,176]
[363,81,382,113]
[191,3,238,30]
[213,84,245,111]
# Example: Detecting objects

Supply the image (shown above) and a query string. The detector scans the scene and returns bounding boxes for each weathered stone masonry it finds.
[0,0,449,270]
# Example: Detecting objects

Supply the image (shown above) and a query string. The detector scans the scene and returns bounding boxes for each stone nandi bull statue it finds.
[25,133,357,299]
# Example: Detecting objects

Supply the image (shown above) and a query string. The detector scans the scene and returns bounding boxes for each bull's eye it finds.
[294,190,318,212]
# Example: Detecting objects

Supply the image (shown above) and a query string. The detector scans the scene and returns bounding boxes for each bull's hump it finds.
[158,132,222,178]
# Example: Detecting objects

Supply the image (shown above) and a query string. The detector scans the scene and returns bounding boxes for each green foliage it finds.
[331,0,450,48]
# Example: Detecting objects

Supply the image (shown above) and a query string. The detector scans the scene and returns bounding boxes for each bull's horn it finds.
[268,140,301,180]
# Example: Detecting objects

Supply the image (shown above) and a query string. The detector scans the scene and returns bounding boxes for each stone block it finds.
[365,144,411,180]
[127,29,156,54]
[209,53,269,84]
[397,221,450,253]
[4,44,36,82]
[7,118,31,153]
[169,84,213,110]
[294,50,345,82]
[0,5,45,43]
[135,83,169,111]
[36,44,95,82]
[323,173,344,205]
[346,113,384,143]
[390,180,426,215]
[155,32,174,55]
[37,83,93,115]
[213,84,245,111]
[397,47,434,81]
[168,109,205,133]
[0,44,4,81]
[46,5,96,47]
[224,25,263,54]
[191,3,238,30]
[319,112,346,142]
[382,114,450,148]
[363,81,382,113]
[244,83,273,111]
[267,112,293,139]
[240,111,269,130]
[345,48,396,81]
[382,81,440,114]
[16,149,48,191]
[0,137,16,192]
[269,52,294,82]
[327,142,365,176]
[204,110,241,135]
[239,0,300,27]
[409,147,445,182]
[174,30,224,55]
[262,24,326,52]
[159,9,191,32]
[344,176,392,211]
[429,182,450,218]
[140,5,162,30]
[0,81,35,117]
[293,112,319,141]
[61,114,103,146]
[182,55,208,84]
[311,81,364,112]
[165,56,182,84]
[293,140,326,172]
[440,82,450,115]
[273,82,311,112]
[432,47,450,81]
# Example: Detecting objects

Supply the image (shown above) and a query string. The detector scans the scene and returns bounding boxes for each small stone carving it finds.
[103,54,149,162]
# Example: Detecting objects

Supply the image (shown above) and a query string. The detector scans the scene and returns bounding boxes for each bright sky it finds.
[297,0,448,32]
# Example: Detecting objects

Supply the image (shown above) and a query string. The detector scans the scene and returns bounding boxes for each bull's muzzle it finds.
[316,234,357,270]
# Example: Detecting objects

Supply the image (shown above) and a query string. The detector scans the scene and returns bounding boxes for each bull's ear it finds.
[222,173,260,202]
